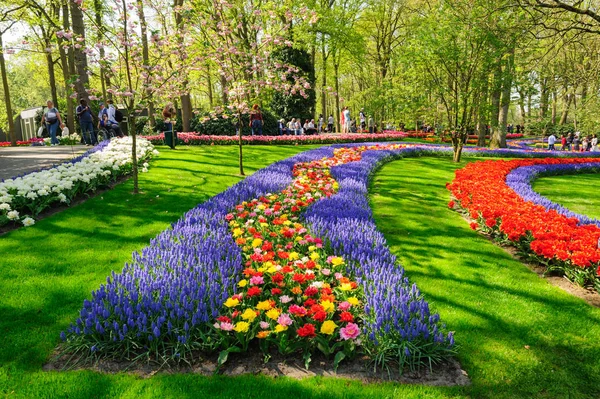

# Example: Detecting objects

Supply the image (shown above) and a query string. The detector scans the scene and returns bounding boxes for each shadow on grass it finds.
[370,156,600,398]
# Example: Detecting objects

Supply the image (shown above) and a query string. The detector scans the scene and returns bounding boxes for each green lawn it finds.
[370,157,600,398]
[2,147,599,398]
[532,172,600,220]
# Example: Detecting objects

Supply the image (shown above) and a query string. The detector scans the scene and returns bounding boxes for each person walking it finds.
[343,107,351,134]
[249,104,263,136]
[340,109,346,134]
[560,134,567,151]
[317,114,324,134]
[76,99,96,145]
[278,119,286,135]
[327,115,334,133]
[359,108,366,132]
[368,116,374,133]
[591,134,598,151]
[163,103,177,149]
[547,133,556,151]
[41,100,64,146]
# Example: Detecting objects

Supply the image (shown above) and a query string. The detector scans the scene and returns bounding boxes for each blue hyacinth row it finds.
[506,162,600,228]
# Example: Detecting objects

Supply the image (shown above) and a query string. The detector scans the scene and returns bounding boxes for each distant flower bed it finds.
[140,132,411,146]
[0,137,157,227]
[448,157,600,291]
[61,143,456,371]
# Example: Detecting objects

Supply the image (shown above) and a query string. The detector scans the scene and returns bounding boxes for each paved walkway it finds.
[0,145,88,181]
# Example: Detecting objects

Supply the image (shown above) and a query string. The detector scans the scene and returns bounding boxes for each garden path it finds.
[0,145,87,181]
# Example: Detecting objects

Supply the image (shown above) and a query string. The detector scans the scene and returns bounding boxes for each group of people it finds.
[40,99,124,146]
[548,132,599,151]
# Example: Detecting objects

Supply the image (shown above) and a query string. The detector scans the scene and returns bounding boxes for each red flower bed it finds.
[448,158,600,288]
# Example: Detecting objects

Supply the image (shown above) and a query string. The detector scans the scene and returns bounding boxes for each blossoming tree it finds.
[192,0,317,175]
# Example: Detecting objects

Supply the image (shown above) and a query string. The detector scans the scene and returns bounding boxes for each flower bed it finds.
[140,132,411,146]
[61,143,456,371]
[0,137,157,227]
[448,158,600,291]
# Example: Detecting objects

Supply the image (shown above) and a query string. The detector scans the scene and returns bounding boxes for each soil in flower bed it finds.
[44,349,470,386]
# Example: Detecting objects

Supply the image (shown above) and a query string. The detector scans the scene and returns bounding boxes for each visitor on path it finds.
[586,135,593,151]
[327,115,334,132]
[278,119,286,135]
[340,109,346,134]
[581,136,589,152]
[560,134,567,151]
[287,118,296,135]
[592,134,598,152]
[565,133,573,151]
[573,133,580,151]
[41,100,63,146]
[368,116,374,133]
[163,103,177,149]
[98,102,107,121]
[106,100,125,135]
[98,113,118,140]
[359,108,366,132]
[305,119,317,135]
[342,107,351,134]
[249,104,263,136]
[76,99,96,146]
[547,133,556,150]
[318,114,324,134]
[295,118,303,135]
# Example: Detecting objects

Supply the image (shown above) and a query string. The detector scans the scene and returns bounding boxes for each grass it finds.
[2,147,599,398]
[369,157,600,398]
[532,172,600,220]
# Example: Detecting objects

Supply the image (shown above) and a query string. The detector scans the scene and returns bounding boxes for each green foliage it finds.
[527,120,575,136]
[270,47,316,122]
[192,109,279,135]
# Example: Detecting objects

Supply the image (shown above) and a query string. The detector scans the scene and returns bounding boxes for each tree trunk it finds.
[238,114,244,175]
[174,0,192,132]
[61,4,75,133]
[496,50,514,148]
[45,38,59,108]
[559,92,572,125]
[489,61,504,149]
[122,0,138,194]
[206,67,213,108]
[333,59,340,133]
[551,90,557,125]
[70,0,89,102]
[0,33,16,146]
[476,83,488,147]
[320,37,327,122]
[220,74,228,105]
[136,0,155,126]
[539,77,548,120]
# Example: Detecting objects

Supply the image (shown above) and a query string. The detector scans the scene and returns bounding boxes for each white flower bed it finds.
[0,137,158,227]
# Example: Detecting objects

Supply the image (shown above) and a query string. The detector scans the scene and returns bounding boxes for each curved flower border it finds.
[448,157,600,290]
[61,142,600,367]
[506,162,600,228]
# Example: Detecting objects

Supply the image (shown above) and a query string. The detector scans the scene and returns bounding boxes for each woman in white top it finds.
[295,119,303,135]
[342,107,351,134]
[591,134,598,151]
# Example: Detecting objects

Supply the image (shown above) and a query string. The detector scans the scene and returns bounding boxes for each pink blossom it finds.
[220,322,234,331]
[338,301,352,311]
[340,323,360,340]
[259,321,270,329]
[277,313,293,326]
[279,295,292,304]
[321,268,331,276]
[249,275,264,285]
